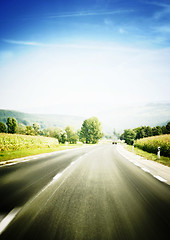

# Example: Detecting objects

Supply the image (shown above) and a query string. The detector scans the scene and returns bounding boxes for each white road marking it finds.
[0,208,20,235]
[153,175,167,183]
[116,145,168,185]
[134,162,140,167]
[53,172,63,181]
[141,167,150,173]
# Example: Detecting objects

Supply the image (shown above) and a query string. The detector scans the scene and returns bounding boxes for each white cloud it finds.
[48,9,134,18]
[3,39,45,47]
[119,28,127,34]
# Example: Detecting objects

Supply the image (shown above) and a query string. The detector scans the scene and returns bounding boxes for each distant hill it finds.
[99,103,170,134]
[0,109,84,130]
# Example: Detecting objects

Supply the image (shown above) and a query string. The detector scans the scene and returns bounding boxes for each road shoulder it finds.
[117,144,170,185]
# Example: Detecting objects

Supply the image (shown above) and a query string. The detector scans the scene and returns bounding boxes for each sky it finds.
[0,0,170,131]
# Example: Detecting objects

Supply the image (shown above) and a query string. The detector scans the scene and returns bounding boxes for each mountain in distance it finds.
[0,109,85,130]
[0,102,170,135]
[100,102,170,134]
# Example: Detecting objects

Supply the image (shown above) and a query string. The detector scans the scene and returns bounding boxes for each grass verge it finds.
[0,133,85,162]
[125,144,170,167]
[0,144,84,162]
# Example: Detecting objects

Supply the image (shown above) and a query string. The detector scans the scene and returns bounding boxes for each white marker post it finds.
[132,142,134,152]
[157,146,160,160]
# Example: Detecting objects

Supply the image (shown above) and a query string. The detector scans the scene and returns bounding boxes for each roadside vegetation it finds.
[135,134,170,157]
[120,122,170,165]
[120,121,170,145]
[0,133,83,161]
[0,116,103,161]
[126,143,170,167]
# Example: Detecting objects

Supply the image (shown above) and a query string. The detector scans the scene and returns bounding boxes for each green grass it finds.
[0,133,83,162]
[125,144,170,167]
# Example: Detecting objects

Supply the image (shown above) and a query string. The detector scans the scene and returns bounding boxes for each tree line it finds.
[0,117,103,144]
[120,122,170,145]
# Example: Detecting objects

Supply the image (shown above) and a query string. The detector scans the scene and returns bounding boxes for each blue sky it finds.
[1,0,170,50]
[0,0,170,130]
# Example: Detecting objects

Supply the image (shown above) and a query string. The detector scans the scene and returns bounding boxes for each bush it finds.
[0,122,7,133]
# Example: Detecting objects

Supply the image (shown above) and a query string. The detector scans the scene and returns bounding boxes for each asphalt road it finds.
[0,144,170,240]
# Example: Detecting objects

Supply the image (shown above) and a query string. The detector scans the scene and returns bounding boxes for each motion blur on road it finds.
[0,144,170,240]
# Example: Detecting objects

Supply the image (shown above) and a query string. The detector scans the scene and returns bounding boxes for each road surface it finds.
[0,144,170,240]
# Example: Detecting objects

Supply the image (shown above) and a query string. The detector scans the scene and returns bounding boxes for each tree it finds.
[134,127,144,139]
[51,128,67,144]
[26,126,35,135]
[65,126,74,142]
[0,122,7,133]
[33,123,40,135]
[161,125,167,134]
[166,122,170,134]
[6,117,13,133]
[6,117,18,134]
[152,126,162,136]
[145,126,153,137]
[69,134,79,144]
[80,117,103,144]
[122,129,136,145]
[11,118,17,133]
[65,126,79,144]
[16,123,26,134]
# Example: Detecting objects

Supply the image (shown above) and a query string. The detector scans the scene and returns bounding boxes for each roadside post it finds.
[132,142,134,152]
[157,146,160,160]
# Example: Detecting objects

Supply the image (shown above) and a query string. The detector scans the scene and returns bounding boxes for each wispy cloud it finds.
[48,9,134,18]
[3,39,45,46]
[153,25,170,33]
[144,1,170,20]
[2,39,142,53]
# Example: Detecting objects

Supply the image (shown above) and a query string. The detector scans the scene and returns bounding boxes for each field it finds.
[0,133,83,162]
[134,134,170,157]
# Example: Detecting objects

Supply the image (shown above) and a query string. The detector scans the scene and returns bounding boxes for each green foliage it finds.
[166,122,170,134]
[152,126,162,136]
[33,123,40,135]
[122,122,169,143]
[16,123,26,134]
[11,118,17,133]
[122,129,136,145]
[0,122,7,133]
[59,130,67,144]
[80,117,103,144]
[162,126,168,134]
[6,117,13,133]
[6,117,17,134]
[134,134,170,157]
[45,127,67,144]
[65,126,79,144]
[26,126,35,135]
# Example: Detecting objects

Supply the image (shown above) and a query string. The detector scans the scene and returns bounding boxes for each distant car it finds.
[112,141,117,144]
